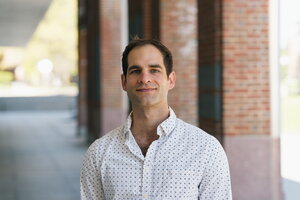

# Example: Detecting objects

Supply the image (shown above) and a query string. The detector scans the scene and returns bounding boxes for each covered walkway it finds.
[0,110,86,200]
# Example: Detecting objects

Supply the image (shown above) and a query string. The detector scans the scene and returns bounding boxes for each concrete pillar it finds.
[222,0,282,199]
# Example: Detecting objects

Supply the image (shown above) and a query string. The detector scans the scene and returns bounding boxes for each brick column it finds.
[222,0,282,199]
[198,0,223,141]
[160,0,198,126]
[143,0,160,40]
[85,0,101,143]
[99,0,127,136]
[78,0,100,143]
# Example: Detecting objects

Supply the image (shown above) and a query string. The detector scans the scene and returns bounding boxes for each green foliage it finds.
[0,71,14,84]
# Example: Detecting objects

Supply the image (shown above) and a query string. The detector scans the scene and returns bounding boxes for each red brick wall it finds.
[222,1,281,199]
[100,0,127,135]
[223,0,270,135]
[160,0,198,126]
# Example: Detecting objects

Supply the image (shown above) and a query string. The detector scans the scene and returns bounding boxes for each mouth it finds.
[136,88,157,92]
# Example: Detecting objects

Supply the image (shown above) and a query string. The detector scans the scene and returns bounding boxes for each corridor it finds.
[0,110,86,200]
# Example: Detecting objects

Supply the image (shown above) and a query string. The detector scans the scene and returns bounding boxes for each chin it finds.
[131,96,165,108]
[133,100,156,107]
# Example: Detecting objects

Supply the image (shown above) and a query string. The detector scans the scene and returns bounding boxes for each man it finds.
[80,38,232,199]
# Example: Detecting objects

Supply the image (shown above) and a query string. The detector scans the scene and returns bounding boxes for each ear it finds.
[168,71,176,90]
[121,74,127,91]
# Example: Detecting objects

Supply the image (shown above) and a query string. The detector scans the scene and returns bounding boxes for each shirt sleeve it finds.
[198,138,232,200]
[80,142,105,200]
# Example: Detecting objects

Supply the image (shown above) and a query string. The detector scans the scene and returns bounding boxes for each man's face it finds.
[121,44,176,108]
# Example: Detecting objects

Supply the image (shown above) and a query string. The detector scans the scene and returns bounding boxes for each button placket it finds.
[141,140,158,199]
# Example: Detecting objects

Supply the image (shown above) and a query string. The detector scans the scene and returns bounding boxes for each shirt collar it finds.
[124,107,177,138]
[159,107,177,136]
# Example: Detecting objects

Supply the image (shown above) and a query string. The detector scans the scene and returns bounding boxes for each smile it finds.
[136,88,157,92]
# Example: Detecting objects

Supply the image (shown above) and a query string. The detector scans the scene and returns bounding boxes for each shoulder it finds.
[170,118,229,171]
[84,124,125,159]
[176,118,225,154]
[177,119,217,142]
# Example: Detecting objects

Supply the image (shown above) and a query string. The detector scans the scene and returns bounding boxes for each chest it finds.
[100,141,205,199]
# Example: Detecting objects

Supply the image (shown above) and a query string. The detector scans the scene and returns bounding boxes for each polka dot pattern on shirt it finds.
[80,108,232,200]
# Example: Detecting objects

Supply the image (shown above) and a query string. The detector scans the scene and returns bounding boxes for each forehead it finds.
[128,44,164,64]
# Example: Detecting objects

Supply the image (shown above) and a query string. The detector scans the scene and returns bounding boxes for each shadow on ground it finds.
[0,110,87,200]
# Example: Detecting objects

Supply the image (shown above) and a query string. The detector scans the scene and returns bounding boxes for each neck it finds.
[131,104,169,137]
[130,104,169,156]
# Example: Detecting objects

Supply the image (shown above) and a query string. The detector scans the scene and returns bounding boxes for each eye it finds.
[150,69,160,73]
[129,69,141,74]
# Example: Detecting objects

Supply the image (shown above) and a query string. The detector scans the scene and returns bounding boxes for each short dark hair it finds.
[122,38,173,76]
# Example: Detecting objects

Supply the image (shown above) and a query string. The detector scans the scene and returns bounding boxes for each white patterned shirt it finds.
[80,108,232,200]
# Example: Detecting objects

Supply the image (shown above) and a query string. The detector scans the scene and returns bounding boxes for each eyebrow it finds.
[128,65,140,72]
[149,64,162,69]
[128,64,162,71]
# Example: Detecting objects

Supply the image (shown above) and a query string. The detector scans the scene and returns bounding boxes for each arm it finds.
[80,142,105,200]
[198,139,232,200]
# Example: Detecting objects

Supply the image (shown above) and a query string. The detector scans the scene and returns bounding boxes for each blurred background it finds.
[0,0,82,199]
[0,0,299,199]
[0,0,77,97]
[280,0,300,200]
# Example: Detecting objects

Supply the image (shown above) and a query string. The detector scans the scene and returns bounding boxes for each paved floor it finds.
[0,111,87,200]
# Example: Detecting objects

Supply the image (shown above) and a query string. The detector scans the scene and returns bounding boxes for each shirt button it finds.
[144,166,149,172]
[143,194,148,199]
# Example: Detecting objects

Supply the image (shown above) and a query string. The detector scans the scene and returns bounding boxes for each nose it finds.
[138,72,151,84]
